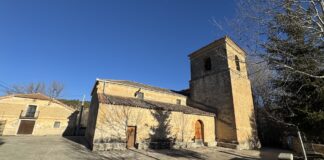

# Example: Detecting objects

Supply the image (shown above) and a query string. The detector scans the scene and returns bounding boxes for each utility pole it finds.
[76,95,85,136]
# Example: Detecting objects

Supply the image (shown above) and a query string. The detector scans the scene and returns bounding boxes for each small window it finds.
[176,99,181,105]
[235,55,240,71]
[135,92,144,99]
[26,105,37,117]
[204,57,212,71]
[54,121,60,128]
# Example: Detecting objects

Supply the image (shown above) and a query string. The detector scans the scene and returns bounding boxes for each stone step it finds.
[217,142,238,149]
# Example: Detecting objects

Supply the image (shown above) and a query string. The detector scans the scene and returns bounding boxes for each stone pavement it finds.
[0,136,104,160]
[0,136,292,160]
[97,147,292,160]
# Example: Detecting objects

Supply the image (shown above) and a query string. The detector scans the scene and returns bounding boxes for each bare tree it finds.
[6,81,64,98]
[213,0,323,118]
[47,81,64,98]
[174,113,192,143]
[26,82,46,94]
[214,0,323,79]
[97,105,144,144]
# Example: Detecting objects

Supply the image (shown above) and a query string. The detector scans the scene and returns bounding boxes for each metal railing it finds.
[19,110,39,119]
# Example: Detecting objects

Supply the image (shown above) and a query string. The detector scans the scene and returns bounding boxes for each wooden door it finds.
[0,120,6,136]
[195,120,203,141]
[17,120,35,134]
[126,126,136,148]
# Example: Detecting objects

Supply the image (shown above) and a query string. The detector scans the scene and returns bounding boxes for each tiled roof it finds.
[97,79,186,97]
[13,93,53,101]
[0,93,75,111]
[97,94,214,116]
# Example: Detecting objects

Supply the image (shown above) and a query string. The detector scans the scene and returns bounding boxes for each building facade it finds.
[188,36,259,149]
[86,36,259,150]
[0,93,77,136]
[86,79,216,150]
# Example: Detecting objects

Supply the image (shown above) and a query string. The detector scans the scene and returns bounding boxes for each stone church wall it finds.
[188,37,260,149]
[226,40,260,149]
[91,104,216,151]
[189,43,238,143]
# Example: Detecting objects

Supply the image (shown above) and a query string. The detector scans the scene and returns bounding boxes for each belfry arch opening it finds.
[235,55,240,71]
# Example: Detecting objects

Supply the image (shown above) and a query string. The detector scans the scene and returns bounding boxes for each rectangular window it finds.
[54,121,60,128]
[26,105,37,117]
[176,99,181,105]
[204,57,212,71]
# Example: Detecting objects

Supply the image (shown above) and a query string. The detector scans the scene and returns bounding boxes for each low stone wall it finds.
[311,143,324,155]
[206,141,218,147]
[172,142,204,149]
[137,142,174,150]
[137,141,217,150]
[217,141,238,149]
[288,137,324,156]
[289,137,302,154]
[93,142,127,151]
[93,141,218,151]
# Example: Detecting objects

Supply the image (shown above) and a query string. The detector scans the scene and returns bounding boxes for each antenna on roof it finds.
[81,94,85,106]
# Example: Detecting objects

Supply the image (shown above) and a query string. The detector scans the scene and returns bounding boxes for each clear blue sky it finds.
[0,0,235,100]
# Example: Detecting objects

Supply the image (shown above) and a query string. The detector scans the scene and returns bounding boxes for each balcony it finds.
[19,110,39,119]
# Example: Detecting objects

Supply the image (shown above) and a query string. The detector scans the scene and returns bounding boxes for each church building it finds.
[86,36,259,151]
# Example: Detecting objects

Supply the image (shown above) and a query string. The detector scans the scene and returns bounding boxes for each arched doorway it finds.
[195,120,204,143]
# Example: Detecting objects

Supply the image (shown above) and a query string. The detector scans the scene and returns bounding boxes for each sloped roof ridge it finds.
[98,94,214,116]
[0,93,75,111]
[97,78,186,97]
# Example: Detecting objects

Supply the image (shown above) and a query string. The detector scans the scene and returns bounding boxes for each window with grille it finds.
[26,105,37,117]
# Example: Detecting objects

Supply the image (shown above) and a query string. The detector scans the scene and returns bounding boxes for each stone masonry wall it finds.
[225,39,260,149]
[189,41,238,143]
[91,103,216,150]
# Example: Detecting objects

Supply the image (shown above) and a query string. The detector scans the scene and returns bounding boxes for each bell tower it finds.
[188,36,259,149]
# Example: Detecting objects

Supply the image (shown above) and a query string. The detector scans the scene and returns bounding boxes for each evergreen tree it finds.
[265,1,324,143]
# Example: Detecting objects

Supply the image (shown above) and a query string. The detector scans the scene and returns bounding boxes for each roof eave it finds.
[96,78,187,98]
[188,36,247,59]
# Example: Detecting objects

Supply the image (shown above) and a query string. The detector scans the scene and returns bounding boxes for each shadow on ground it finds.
[135,148,207,160]
[228,147,296,160]
[128,149,160,160]
[158,149,207,159]
[0,138,4,146]
[63,136,90,149]
[218,150,258,160]
[62,136,109,160]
